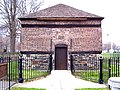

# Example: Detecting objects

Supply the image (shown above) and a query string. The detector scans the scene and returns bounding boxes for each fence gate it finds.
[0,53,19,90]
[0,53,51,90]
[19,53,50,82]
[72,53,101,83]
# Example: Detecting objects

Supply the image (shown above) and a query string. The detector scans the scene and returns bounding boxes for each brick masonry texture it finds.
[21,20,101,25]
[20,26,102,52]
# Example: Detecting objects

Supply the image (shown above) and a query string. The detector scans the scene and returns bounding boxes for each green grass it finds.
[74,71,110,83]
[8,61,49,82]
[73,53,120,84]
[74,65,120,83]
[102,52,120,59]
[8,61,19,81]
[23,70,49,81]
[11,87,46,90]
[73,70,99,83]
[102,53,110,59]
[75,88,109,90]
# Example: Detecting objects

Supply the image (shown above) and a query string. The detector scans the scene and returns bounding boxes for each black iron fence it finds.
[109,55,120,77]
[73,53,120,84]
[20,54,50,82]
[103,53,120,84]
[0,53,19,90]
[0,53,51,90]
[72,54,100,83]
[1,52,120,89]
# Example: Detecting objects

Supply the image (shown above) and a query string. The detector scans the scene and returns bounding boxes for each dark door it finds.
[55,44,68,70]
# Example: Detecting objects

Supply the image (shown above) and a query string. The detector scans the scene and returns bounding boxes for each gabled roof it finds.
[20,4,103,19]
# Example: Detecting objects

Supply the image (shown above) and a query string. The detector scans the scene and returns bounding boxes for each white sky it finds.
[40,0,120,45]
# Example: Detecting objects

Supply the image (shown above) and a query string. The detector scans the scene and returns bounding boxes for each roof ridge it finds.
[20,3,103,19]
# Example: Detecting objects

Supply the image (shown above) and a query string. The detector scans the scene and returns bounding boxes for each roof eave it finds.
[18,17,104,21]
[87,17,104,20]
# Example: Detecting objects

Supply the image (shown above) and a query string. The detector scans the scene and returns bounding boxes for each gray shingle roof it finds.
[21,4,103,18]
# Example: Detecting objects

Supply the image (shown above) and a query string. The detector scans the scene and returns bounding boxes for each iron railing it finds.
[73,53,120,84]
[0,53,51,90]
[103,53,120,83]
[0,53,19,90]
[20,54,50,82]
[73,54,100,83]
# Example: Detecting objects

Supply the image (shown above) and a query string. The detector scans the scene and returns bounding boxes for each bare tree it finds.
[102,42,111,53]
[29,0,43,13]
[112,43,120,52]
[112,43,117,52]
[0,0,17,52]
[0,0,43,52]
[17,0,43,16]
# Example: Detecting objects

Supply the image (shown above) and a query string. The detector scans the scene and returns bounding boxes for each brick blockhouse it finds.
[19,4,104,70]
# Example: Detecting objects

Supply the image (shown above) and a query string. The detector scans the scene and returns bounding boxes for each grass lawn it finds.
[8,61,49,82]
[23,70,49,81]
[75,88,109,90]
[102,52,120,59]
[102,53,110,59]
[74,53,120,84]
[11,87,46,90]
[73,71,99,83]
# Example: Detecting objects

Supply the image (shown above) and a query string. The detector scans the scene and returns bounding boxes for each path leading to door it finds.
[13,70,107,90]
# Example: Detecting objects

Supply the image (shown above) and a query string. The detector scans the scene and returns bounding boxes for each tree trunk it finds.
[10,31,16,52]
[9,0,16,53]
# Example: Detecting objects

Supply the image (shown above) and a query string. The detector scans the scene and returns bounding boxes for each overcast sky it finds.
[40,0,120,45]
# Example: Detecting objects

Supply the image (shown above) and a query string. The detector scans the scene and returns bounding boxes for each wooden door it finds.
[55,44,68,70]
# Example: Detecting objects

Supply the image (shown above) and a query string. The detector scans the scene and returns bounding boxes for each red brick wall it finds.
[0,63,8,79]
[21,20,101,25]
[20,20,102,52]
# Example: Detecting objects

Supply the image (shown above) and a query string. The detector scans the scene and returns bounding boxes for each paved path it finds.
[0,81,15,90]
[13,70,107,90]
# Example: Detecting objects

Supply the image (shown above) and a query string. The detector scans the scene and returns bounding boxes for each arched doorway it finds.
[55,44,68,70]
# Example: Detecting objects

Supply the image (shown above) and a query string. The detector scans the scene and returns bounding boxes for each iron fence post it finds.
[49,54,52,73]
[18,55,24,83]
[108,58,111,78]
[118,57,120,76]
[70,54,74,73]
[8,56,11,90]
[99,55,103,84]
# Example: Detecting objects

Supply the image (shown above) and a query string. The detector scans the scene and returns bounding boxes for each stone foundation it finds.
[22,54,49,70]
[73,54,99,70]
[22,54,99,70]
